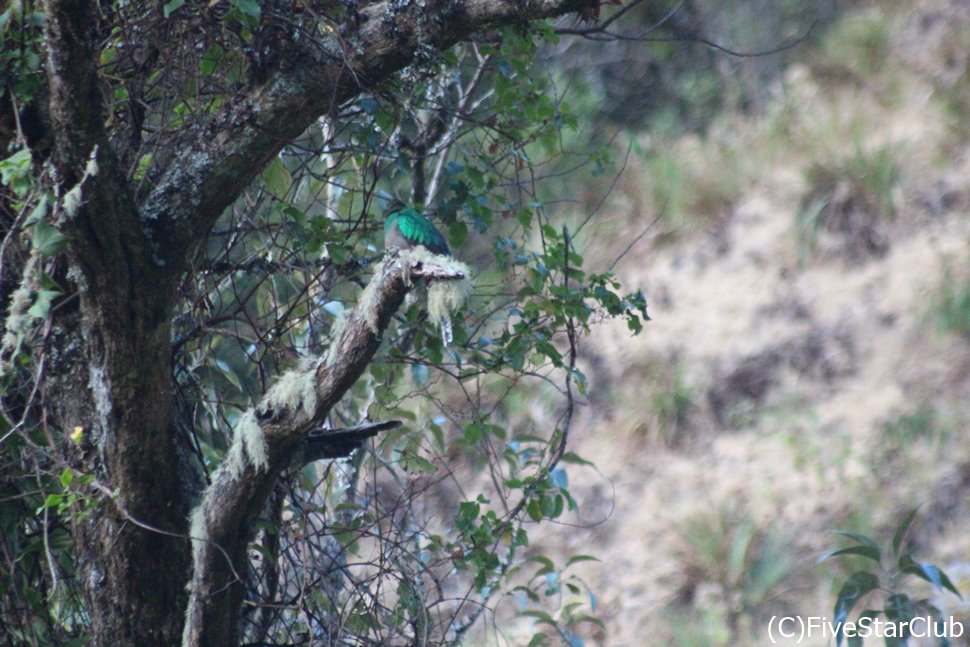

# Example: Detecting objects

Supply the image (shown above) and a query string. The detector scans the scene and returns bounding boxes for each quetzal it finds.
[384,206,450,256]
[383,205,462,345]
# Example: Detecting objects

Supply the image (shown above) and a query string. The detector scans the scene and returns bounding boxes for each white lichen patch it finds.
[0,279,34,373]
[324,311,349,366]
[406,249,470,346]
[226,410,268,478]
[224,358,321,479]
[427,274,471,324]
[84,146,100,179]
[260,357,320,424]
[405,247,469,276]
[1,254,42,377]
[359,260,394,335]
[88,365,112,438]
[187,502,208,556]
[63,185,83,219]
[182,502,209,646]
[427,257,471,346]
[343,250,470,347]
[62,145,99,219]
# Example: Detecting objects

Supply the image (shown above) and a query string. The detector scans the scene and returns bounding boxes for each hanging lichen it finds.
[428,274,471,345]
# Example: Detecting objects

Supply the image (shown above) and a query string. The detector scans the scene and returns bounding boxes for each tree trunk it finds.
[39,1,197,641]
[43,164,196,644]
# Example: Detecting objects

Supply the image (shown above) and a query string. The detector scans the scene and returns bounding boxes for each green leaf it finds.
[834,531,882,553]
[527,632,549,647]
[41,493,64,511]
[448,220,468,248]
[27,290,61,319]
[892,507,920,556]
[521,608,555,622]
[456,500,480,531]
[550,494,564,518]
[212,358,242,392]
[833,571,880,647]
[560,451,595,467]
[25,194,49,225]
[200,44,224,76]
[163,0,185,18]
[32,220,67,257]
[0,148,31,185]
[565,554,600,567]
[898,554,962,599]
[884,592,916,623]
[401,451,435,474]
[818,545,883,564]
[262,158,292,196]
[134,153,153,181]
[231,0,260,18]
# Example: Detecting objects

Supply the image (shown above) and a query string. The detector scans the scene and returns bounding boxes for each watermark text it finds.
[767,615,964,643]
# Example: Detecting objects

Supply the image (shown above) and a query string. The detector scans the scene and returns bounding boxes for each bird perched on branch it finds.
[383,203,466,345]
[384,205,450,256]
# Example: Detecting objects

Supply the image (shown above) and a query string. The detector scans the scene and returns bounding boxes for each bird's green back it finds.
[385,207,450,255]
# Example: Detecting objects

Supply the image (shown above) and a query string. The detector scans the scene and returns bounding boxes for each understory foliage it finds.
[0,2,647,645]
[821,510,961,647]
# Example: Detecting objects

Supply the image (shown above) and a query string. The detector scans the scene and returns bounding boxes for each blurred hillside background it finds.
[517,0,970,644]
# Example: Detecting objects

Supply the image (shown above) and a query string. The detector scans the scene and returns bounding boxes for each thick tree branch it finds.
[183,252,466,647]
[40,0,101,177]
[41,0,169,311]
[140,0,597,276]
[303,420,402,462]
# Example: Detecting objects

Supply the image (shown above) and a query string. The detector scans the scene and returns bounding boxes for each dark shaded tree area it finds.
[0,1,653,646]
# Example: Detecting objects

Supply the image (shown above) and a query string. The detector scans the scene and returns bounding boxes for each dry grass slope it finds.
[523,2,970,645]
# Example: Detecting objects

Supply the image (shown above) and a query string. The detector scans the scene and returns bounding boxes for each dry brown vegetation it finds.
[515,1,970,644]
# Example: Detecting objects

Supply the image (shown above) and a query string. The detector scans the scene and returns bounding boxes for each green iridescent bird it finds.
[384,206,451,256]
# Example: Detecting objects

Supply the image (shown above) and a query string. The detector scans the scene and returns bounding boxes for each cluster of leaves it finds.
[0,8,45,105]
[514,554,603,647]
[0,434,93,645]
[0,126,82,645]
[821,509,962,647]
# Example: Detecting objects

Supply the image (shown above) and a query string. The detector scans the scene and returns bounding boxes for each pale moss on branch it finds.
[428,275,471,324]
[260,357,320,424]
[225,410,267,479]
